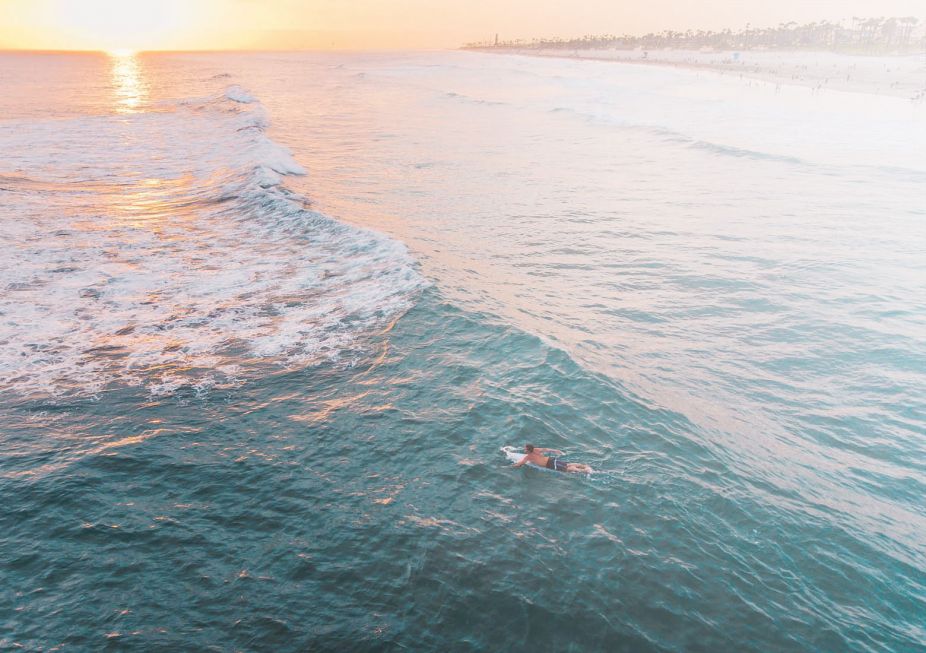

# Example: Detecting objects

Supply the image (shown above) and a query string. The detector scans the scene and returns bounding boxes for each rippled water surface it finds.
[1,50,924,652]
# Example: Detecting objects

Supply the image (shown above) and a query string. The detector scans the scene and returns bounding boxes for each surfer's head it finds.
[525,444,535,453]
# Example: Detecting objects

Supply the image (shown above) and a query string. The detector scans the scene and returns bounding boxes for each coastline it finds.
[469,47,926,99]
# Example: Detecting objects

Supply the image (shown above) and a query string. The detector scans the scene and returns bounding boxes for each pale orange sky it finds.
[1,0,923,51]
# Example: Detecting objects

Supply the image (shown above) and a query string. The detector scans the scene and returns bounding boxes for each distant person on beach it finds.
[513,444,593,473]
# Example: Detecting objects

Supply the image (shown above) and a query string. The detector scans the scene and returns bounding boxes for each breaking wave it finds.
[0,86,427,399]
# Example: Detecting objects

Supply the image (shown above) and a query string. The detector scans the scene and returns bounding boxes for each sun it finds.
[52,0,194,51]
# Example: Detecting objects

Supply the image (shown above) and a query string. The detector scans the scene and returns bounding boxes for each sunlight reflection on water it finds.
[110,51,146,113]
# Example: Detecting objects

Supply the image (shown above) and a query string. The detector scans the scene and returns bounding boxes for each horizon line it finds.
[0,46,454,55]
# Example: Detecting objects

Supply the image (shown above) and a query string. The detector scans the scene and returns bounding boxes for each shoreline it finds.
[469,47,926,99]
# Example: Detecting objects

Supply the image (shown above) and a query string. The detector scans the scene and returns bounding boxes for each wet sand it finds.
[472,48,926,99]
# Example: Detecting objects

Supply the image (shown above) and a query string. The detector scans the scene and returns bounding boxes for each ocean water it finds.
[1,50,924,652]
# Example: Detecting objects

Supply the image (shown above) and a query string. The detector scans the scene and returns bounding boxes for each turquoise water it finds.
[1,51,925,651]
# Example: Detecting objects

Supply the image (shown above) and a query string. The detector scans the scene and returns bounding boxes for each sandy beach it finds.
[474,47,926,99]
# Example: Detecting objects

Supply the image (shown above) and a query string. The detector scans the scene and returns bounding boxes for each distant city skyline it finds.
[1,0,924,51]
[467,16,925,55]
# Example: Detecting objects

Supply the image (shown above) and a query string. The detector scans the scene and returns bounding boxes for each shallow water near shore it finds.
[1,50,924,652]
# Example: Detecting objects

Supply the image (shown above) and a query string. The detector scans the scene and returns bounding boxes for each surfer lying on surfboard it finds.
[513,444,593,474]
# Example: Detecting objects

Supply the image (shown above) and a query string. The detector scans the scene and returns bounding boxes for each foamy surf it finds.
[0,86,427,399]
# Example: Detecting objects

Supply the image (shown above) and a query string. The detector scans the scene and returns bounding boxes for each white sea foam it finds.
[0,86,426,399]
[224,85,257,104]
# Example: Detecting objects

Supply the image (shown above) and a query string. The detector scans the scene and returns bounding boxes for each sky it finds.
[1,0,924,51]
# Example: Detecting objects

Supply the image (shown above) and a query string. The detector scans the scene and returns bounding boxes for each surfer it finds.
[513,443,592,473]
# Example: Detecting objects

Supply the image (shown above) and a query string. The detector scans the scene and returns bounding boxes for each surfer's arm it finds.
[513,455,529,467]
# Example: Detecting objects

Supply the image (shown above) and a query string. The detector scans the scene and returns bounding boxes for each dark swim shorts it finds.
[546,458,568,472]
